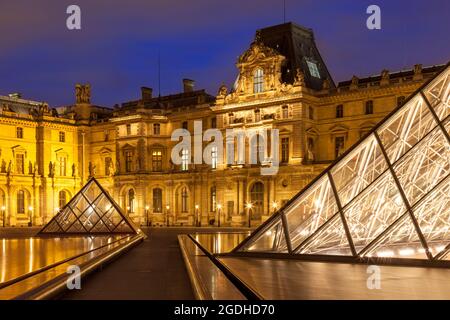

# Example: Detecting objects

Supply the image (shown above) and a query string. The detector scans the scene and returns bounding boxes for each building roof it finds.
[257,22,335,90]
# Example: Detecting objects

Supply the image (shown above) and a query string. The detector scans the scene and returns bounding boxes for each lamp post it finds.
[145,205,150,227]
[217,204,222,228]
[246,203,252,228]
[28,205,33,227]
[165,205,170,226]
[195,204,199,227]
[1,206,5,227]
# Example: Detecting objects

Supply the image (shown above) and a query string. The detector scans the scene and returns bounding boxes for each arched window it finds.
[17,190,25,214]
[253,68,264,93]
[210,186,217,212]
[153,188,162,213]
[250,182,264,219]
[128,189,135,213]
[59,190,67,209]
[181,187,188,213]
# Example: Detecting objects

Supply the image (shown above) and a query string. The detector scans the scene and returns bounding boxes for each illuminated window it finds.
[153,188,162,213]
[336,105,344,118]
[59,190,67,209]
[181,187,188,213]
[126,124,131,135]
[17,190,25,214]
[281,138,289,163]
[211,146,218,169]
[16,154,24,174]
[181,149,189,171]
[254,68,264,93]
[104,157,112,176]
[307,61,321,78]
[125,151,133,172]
[59,156,67,176]
[250,182,264,219]
[153,123,160,135]
[59,131,65,142]
[365,100,374,115]
[152,150,162,172]
[128,189,135,213]
[210,186,216,212]
[16,127,23,139]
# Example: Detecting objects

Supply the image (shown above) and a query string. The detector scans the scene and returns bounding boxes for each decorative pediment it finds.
[99,147,113,155]
[238,41,280,65]
[121,143,135,151]
[329,124,349,134]
[11,145,27,157]
[305,127,319,136]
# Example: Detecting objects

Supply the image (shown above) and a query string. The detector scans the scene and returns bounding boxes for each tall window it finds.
[59,131,65,142]
[211,146,218,169]
[181,149,189,171]
[153,188,162,213]
[365,100,374,115]
[250,182,264,220]
[16,127,23,139]
[253,68,264,93]
[17,190,25,214]
[397,96,405,107]
[104,130,109,141]
[128,189,135,213]
[16,154,24,174]
[210,186,217,212]
[153,123,160,135]
[281,137,289,163]
[182,121,188,130]
[307,61,321,78]
[309,106,314,120]
[59,190,67,209]
[211,117,217,129]
[181,187,188,213]
[59,156,67,176]
[335,136,345,159]
[254,109,261,122]
[126,124,131,135]
[282,106,289,119]
[152,150,162,172]
[336,105,344,118]
[105,157,112,176]
[125,151,133,172]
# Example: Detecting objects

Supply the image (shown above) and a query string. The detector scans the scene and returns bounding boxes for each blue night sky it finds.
[0,0,448,107]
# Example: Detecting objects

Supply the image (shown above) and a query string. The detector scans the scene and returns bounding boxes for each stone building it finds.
[0,22,445,227]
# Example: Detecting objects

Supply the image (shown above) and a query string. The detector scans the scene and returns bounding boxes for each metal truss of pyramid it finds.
[39,178,139,235]
[235,63,450,261]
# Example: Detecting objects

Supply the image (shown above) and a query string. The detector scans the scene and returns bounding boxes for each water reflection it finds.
[193,232,251,254]
[0,236,123,284]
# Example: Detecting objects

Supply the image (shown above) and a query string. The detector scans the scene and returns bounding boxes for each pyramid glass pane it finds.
[284,176,339,250]
[377,95,438,165]
[423,67,450,120]
[296,214,352,256]
[412,174,450,258]
[240,217,287,252]
[331,134,388,207]
[393,125,450,206]
[39,179,139,235]
[363,214,428,259]
[342,170,406,253]
[235,66,450,262]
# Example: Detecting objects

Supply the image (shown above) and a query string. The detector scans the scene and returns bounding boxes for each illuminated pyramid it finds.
[235,64,450,261]
[39,178,139,234]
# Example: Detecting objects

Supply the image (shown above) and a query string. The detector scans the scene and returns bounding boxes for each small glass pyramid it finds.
[39,178,139,234]
[235,63,450,261]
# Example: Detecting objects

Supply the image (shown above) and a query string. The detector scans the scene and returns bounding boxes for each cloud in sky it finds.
[0,0,448,106]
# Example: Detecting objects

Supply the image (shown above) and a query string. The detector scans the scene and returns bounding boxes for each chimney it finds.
[183,79,195,93]
[141,87,153,101]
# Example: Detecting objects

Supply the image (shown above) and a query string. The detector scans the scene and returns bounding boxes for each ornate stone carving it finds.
[322,77,331,90]
[75,84,91,104]
[413,64,423,80]
[380,69,390,85]
[294,68,306,86]
[350,75,359,90]
[218,84,228,97]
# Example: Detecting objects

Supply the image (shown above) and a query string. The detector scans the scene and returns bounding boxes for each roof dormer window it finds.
[253,68,264,93]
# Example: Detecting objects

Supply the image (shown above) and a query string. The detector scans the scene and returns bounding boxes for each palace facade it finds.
[0,22,444,227]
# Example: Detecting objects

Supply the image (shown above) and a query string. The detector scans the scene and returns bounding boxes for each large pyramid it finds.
[39,178,140,235]
[234,63,450,261]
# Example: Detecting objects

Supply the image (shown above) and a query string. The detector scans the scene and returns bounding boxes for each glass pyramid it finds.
[39,178,140,234]
[235,63,450,261]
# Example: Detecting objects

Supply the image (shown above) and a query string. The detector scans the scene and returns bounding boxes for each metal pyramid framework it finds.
[234,63,450,261]
[39,178,140,235]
